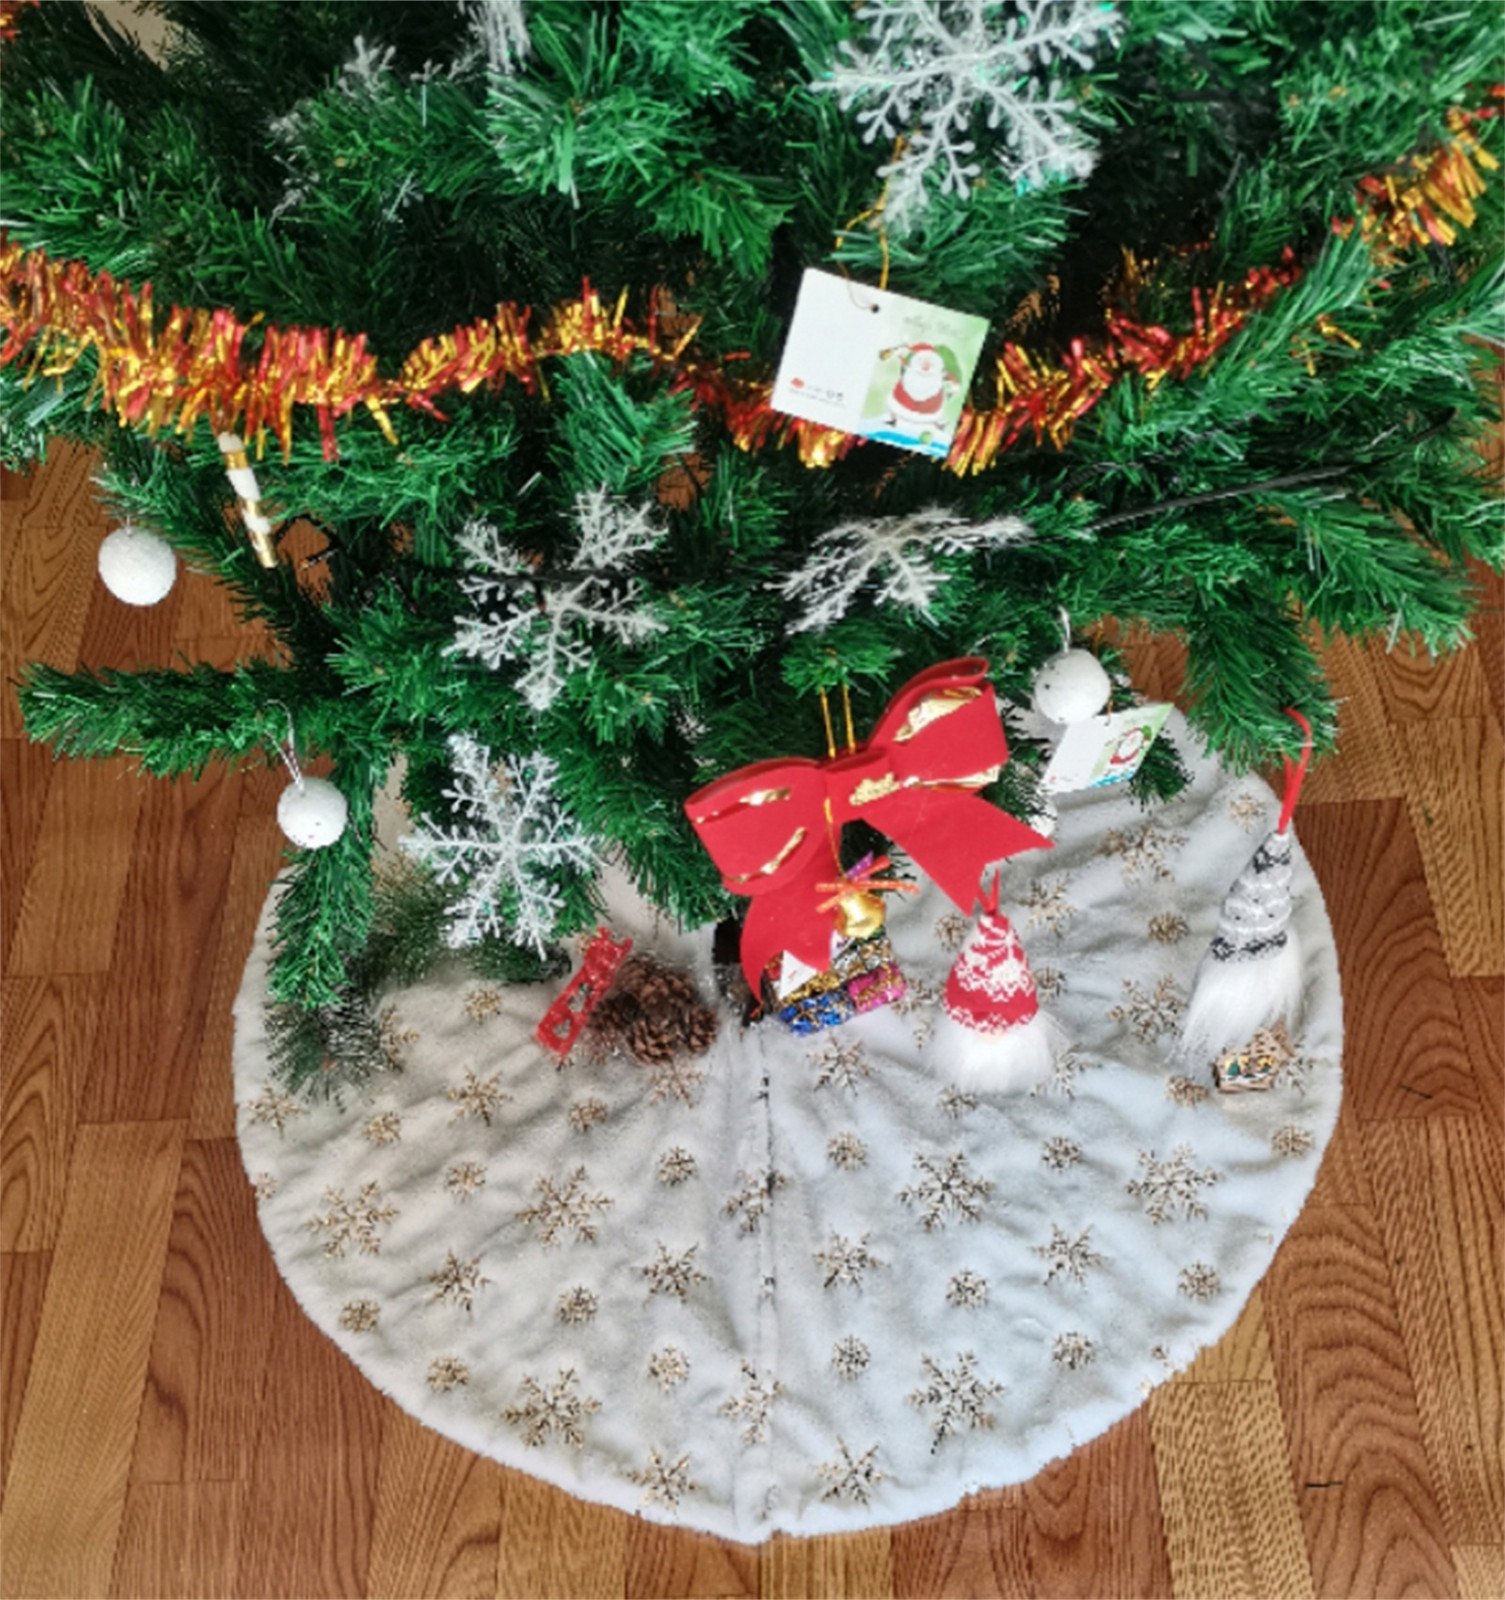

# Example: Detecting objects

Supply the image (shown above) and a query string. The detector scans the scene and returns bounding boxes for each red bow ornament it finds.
[684,658,1052,990]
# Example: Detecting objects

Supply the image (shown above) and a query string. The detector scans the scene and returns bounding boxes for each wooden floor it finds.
[0,442,1499,1598]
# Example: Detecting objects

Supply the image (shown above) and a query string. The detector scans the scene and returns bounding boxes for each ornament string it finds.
[1276,708,1313,835]
[267,701,305,793]
[815,853,919,913]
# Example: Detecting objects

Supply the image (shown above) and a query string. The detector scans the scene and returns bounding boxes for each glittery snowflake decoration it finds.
[1147,912,1189,945]
[815,1232,886,1290]
[720,1362,783,1445]
[1178,1262,1222,1301]
[305,1182,397,1258]
[1165,1074,1210,1107]
[339,1299,380,1333]
[646,1053,708,1107]
[656,1146,698,1186]
[504,1366,601,1449]
[1101,821,1187,883]
[245,1083,307,1137]
[814,0,1121,234]
[449,489,667,710]
[777,506,1032,632]
[556,1285,599,1325]
[947,1269,990,1308]
[444,1160,488,1201]
[518,1166,613,1247]
[1033,1047,1097,1099]
[938,1085,980,1119]
[1227,790,1269,832]
[831,1335,872,1380]
[1109,974,1187,1042]
[628,1449,697,1512]
[568,1096,608,1134]
[1052,1331,1096,1370]
[723,1168,789,1235]
[647,1345,690,1392]
[1040,1135,1082,1170]
[400,735,594,953]
[428,1355,471,1393]
[827,1131,869,1171]
[427,1250,492,1313]
[810,1037,872,1094]
[448,1065,511,1126]
[1034,1223,1105,1286]
[464,984,505,1022]
[1127,1145,1221,1224]
[898,1151,995,1230]
[1033,965,1067,1000]
[908,1352,1005,1450]
[819,1439,887,1506]
[1272,1124,1315,1159]
[361,1109,402,1146]
[640,1243,708,1301]
[1020,876,1076,936]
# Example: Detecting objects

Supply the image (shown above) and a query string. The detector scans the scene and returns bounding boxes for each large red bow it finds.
[684,658,1051,990]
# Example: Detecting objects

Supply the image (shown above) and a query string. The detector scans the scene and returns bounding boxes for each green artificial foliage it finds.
[2,0,1500,1046]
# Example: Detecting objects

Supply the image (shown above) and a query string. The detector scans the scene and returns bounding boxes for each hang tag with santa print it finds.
[771,269,989,459]
[1041,702,1173,794]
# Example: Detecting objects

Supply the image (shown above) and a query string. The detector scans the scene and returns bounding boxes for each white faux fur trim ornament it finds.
[928,1003,1068,1093]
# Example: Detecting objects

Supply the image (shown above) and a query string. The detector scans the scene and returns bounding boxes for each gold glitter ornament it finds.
[833,889,886,942]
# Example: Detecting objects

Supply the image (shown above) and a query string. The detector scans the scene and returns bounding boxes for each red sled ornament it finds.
[534,927,633,1058]
[684,658,1051,991]
[926,872,1067,1092]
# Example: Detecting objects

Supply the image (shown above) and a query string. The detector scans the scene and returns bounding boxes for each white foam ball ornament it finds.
[1031,648,1110,724]
[277,777,349,849]
[97,524,177,607]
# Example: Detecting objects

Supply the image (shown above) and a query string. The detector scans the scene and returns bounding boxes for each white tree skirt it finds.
[234,716,1342,1542]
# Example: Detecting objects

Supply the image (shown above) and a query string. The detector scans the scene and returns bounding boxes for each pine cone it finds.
[681,1003,719,1057]
[625,1012,679,1065]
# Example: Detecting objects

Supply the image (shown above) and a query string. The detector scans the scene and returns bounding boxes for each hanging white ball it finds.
[97,524,177,607]
[1031,648,1111,724]
[277,777,349,849]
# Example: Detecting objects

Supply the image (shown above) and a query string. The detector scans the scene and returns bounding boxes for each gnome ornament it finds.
[926,872,1066,1092]
[884,343,961,432]
[1182,711,1313,1060]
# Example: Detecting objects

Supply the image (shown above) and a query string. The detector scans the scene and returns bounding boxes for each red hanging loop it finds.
[1277,708,1314,834]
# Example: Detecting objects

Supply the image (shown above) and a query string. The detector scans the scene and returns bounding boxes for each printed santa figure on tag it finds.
[880,343,963,439]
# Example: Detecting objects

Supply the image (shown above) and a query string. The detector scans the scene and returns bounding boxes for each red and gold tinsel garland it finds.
[0,98,1497,476]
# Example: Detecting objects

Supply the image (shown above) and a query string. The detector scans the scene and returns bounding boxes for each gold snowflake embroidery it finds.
[1227,790,1268,832]
[519,1167,613,1246]
[628,1448,697,1511]
[428,1356,470,1392]
[814,1232,885,1290]
[448,1066,511,1126]
[362,1109,402,1146]
[504,1367,601,1449]
[1272,1124,1315,1158]
[819,1439,886,1506]
[1034,1224,1106,1286]
[428,1250,491,1313]
[1040,1136,1082,1171]
[908,1353,1004,1450]
[1178,1262,1222,1301]
[1165,1075,1210,1107]
[656,1147,697,1186]
[640,1243,707,1300]
[647,1054,707,1106]
[810,1038,871,1094]
[722,1168,788,1235]
[898,1152,994,1231]
[1101,821,1186,883]
[1127,1146,1221,1223]
[831,1336,870,1380]
[720,1361,782,1445]
[250,1172,279,1201]
[245,1083,307,1136]
[377,1005,418,1068]
[938,1085,979,1119]
[827,1131,868,1171]
[1109,975,1187,1042]
[1021,877,1076,937]
[1034,1048,1098,1100]
[647,1345,690,1391]
[1033,965,1066,1001]
[464,985,506,1022]
[568,1096,608,1133]
[306,1182,397,1258]
[444,1159,488,1201]
[1147,912,1189,945]
[947,1270,989,1308]
[933,912,970,952]
[1052,1332,1096,1370]
[338,1298,380,1333]
[557,1285,599,1325]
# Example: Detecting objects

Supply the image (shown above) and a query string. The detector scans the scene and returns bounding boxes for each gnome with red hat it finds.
[926,871,1066,1092]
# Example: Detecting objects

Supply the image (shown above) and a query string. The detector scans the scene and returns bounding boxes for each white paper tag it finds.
[771,269,990,459]
[1042,703,1173,793]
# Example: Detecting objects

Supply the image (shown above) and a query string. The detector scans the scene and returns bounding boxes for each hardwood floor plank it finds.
[110,1481,245,1599]
[1375,640,1492,723]
[1149,1380,1314,1599]
[1300,636,1404,806]
[1174,1286,1273,1385]
[131,1138,280,1485]
[890,1492,1032,1598]
[0,440,105,740]
[496,1472,631,1598]
[0,1119,185,1598]
[1453,978,1502,1134]
[82,767,241,1123]
[761,1527,894,1598]
[234,1286,385,1599]
[1362,1119,1504,1546]
[76,552,184,677]
[190,815,283,1140]
[1453,1543,1505,1600]
[171,563,244,645]
[1017,1409,1173,1599]
[1264,1202,1457,1597]
[365,1409,502,1599]
[1307,1096,1376,1211]
[1299,801,1478,1119]
[0,976,103,1252]
[7,757,145,976]
[0,1251,49,1505]
[624,1512,759,1599]
[1399,718,1504,979]
[0,740,54,975]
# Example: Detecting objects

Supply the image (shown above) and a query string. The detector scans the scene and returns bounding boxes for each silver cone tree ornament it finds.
[1182,712,1313,1060]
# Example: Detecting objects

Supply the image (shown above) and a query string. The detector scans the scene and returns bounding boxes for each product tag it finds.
[771,269,989,459]
[1041,703,1173,794]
